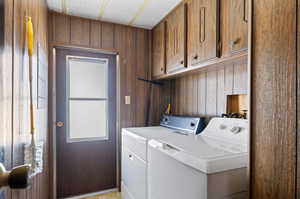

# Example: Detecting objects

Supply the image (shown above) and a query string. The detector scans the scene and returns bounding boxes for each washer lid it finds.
[148,117,249,174]
[201,118,248,148]
[149,138,248,174]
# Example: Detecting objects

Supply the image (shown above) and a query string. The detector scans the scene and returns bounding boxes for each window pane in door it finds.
[68,100,108,140]
[68,58,108,98]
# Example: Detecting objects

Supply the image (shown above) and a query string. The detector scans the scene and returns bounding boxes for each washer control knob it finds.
[230,126,242,134]
[219,124,227,130]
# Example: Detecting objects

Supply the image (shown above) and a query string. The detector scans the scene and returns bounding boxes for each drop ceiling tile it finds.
[101,0,144,26]
[66,0,103,20]
[47,0,184,29]
[133,0,182,29]
[47,0,63,13]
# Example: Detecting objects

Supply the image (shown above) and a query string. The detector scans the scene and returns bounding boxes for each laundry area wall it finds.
[48,12,164,129]
[171,58,248,117]
[0,0,49,199]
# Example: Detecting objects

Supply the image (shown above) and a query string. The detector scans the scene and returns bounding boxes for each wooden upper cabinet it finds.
[187,0,219,66]
[229,0,248,53]
[152,21,166,78]
[165,3,187,73]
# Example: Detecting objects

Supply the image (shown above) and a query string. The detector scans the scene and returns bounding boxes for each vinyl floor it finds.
[83,192,121,199]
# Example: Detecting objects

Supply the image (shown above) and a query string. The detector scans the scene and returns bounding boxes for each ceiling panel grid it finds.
[47,0,182,29]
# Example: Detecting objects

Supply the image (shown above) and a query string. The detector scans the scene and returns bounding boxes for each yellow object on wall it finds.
[165,104,171,115]
[26,16,33,56]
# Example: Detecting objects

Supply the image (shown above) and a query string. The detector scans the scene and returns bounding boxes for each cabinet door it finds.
[166,3,187,73]
[187,0,219,66]
[152,22,166,78]
[229,0,248,53]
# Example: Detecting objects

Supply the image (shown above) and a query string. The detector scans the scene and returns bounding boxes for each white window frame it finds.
[66,55,109,143]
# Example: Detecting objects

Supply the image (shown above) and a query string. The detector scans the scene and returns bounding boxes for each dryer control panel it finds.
[160,115,206,134]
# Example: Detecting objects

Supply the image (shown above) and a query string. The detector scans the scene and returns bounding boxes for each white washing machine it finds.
[148,118,248,199]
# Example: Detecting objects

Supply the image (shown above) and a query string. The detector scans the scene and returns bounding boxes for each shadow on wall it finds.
[0,0,3,50]
[0,1,5,198]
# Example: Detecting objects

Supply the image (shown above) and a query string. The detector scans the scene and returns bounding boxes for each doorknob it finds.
[56,121,64,127]
[0,163,30,190]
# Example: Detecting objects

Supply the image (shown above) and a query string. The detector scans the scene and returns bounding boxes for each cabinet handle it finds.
[174,28,177,56]
[193,55,198,60]
[160,67,164,72]
[174,28,176,55]
[173,28,176,56]
[243,0,248,23]
[231,38,241,50]
[233,38,240,45]
[180,60,184,65]
[199,7,206,43]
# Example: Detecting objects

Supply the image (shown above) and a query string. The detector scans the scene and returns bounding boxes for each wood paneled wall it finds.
[172,58,248,118]
[48,12,152,128]
[251,0,297,198]
[0,0,49,199]
[298,0,300,197]
[0,0,13,198]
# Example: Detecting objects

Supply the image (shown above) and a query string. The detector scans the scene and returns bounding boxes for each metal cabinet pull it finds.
[199,7,206,43]
[243,0,248,23]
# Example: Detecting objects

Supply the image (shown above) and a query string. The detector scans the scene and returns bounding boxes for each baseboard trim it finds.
[62,188,118,199]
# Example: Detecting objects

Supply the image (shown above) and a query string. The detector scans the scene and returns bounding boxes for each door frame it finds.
[248,0,252,198]
[49,45,121,199]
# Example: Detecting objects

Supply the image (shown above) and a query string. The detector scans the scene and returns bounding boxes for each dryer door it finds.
[122,147,146,199]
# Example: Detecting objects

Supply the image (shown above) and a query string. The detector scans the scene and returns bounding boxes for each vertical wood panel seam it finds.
[232,61,235,94]
[113,24,116,49]
[11,0,15,177]
[296,0,299,197]
[216,68,219,115]
[134,29,138,126]
[204,71,207,115]
[195,74,198,115]
[9,4,15,198]
[52,14,56,43]
[68,15,71,44]
[89,20,92,47]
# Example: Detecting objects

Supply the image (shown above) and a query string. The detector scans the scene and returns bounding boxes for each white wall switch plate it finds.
[125,96,131,105]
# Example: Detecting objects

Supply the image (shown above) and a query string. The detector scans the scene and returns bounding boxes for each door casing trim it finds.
[49,45,121,199]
